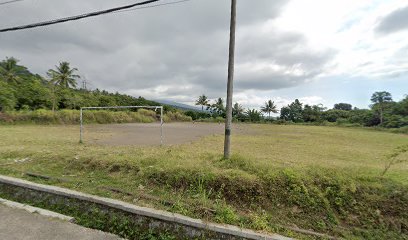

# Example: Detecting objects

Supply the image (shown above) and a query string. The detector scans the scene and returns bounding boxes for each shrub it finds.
[165,111,192,122]
[0,109,186,124]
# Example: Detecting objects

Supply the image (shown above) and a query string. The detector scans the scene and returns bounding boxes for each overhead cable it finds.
[0,0,159,32]
[116,0,191,13]
[0,0,25,6]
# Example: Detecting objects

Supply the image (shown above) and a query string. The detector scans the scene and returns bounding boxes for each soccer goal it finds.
[79,105,164,144]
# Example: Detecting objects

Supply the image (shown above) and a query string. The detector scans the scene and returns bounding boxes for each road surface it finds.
[0,204,121,240]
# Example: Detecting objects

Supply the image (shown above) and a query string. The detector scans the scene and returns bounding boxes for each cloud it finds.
[376,5,408,34]
[235,24,336,91]
[0,0,338,106]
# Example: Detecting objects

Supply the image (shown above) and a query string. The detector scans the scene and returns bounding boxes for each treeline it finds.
[0,57,192,124]
[279,93,408,128]
[190,93,408,129]
[0,57,174,112]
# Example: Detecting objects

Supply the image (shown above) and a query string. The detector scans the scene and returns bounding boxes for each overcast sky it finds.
[1,0,407,110]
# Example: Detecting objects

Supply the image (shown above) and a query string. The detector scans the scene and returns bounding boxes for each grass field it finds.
[0,123,407,239]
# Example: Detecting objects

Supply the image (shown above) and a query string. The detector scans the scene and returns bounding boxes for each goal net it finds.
[79,106,164,145]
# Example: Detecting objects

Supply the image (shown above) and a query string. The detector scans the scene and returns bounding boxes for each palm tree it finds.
[232,102,244,118]
[213,98,225,116]
[195,95,209,111]
[0,57,22,84]
[260,100,278,119]
[245,108,262,122]
[47,62,80,88]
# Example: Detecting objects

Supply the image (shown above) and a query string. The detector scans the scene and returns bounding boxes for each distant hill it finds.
[154,100,207,112]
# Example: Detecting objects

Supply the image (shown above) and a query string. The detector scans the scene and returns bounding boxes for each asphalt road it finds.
[0,204,122,240]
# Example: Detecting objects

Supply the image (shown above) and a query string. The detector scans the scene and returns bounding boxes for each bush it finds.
[322,110,350,122]
[0,109,192,124]
[382,115,408,128]
[164,111,192,122]
[184,110,211,120]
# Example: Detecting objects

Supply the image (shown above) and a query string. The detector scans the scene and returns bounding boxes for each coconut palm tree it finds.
[0,57,22,84]
[232,102,244,118]
[261,100,278,119]
[195,95,209,111]
[212,98,225,116]
[47,62,80,88]
[245,108,262,122]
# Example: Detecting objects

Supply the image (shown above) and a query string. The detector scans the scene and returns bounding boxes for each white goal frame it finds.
[79,106,164,145]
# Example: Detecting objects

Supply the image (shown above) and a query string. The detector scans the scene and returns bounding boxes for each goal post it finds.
[79,105,164,145]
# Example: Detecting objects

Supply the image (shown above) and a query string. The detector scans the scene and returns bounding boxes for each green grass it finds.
[0,124,407,239]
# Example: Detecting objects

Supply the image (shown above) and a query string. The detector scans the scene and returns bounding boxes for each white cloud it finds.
[1,0,407,109]
[275,0,408,79]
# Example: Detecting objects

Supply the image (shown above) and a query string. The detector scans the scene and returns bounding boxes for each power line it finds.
[116,0,191,13]
[0,0,160,32]
[0,0,24,6]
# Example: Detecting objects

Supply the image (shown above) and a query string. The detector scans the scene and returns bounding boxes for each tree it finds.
[0,57,26,84]
[280,106,291,121]
[245,109,262,122]
[209,98,226,117]
[334,103,352,111]
[15,78,52,110]
[392,95,408,116]
[280,99,303,122]
[195,95,209,111]
[260,100,278,119]
[371,91,393,124]
[232,102,244,118]
[0,81,16,111]
[47,62,80,88]
[322,109,351,122]
[302,104,325,122]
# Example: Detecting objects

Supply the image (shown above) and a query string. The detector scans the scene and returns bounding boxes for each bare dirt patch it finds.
[85,122,252,146]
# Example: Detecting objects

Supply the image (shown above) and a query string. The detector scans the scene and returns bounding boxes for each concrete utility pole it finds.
[224,0,237,159]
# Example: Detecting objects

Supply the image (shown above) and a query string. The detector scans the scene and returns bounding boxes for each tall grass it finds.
[0,109,191,125]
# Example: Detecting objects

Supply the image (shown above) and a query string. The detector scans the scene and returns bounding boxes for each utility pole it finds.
[224,0,237,159]
[82,77,88,91]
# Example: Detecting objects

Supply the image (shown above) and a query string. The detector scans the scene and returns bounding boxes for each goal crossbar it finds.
[79,106,164,145]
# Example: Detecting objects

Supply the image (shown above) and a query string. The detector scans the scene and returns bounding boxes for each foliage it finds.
[184,111,211,120]
[321,109,351,122]
[207,98,225,118]
[280,99,304,122]
[195,95,209,111]
[0,57,30,84]
[232,102,245,120]
[260,100,278,119]
[302,104,325,122]
[334,103,352,111]
[245,109,262,122]
[0,57,194,123]
[0,81,16,111]
[47,61,80,88]
[277,95,407,129]
[381,144,408,176]
[371,91,394,124]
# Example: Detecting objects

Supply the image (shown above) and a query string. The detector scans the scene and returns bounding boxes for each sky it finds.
[0,0,407,110]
